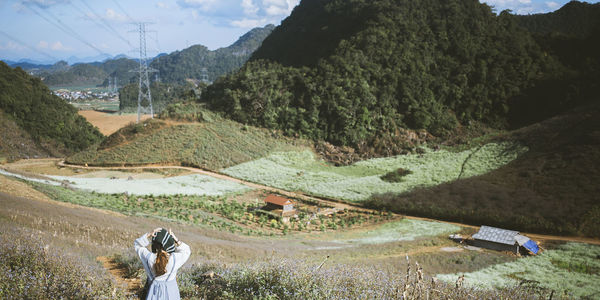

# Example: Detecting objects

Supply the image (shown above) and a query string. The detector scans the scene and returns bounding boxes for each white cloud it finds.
[50,41,69,51]
[105,8,127,22]
[483,0,565,14]
[176,0,299,28]
[0,41,25,50]
[231,17,267,28]
[156,2,170,9]
[242,0,259,15]
[177,0,218,11]
[546,1,560,9]
[38,40,70,51]
[19,0,68,9]
[262,0,298,16]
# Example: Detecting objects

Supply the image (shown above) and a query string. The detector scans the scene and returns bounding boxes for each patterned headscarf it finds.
[152,228,176,253]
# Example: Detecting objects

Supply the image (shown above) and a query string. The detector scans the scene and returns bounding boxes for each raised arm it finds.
[134,233,151,260]
[172,241,191,269]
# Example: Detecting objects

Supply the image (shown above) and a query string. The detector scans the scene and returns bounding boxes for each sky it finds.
[0,0,595,64]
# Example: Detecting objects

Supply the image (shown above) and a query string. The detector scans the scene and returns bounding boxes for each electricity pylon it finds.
[130,22,157,123]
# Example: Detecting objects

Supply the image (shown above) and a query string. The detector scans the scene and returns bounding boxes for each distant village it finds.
[53,89,118,102]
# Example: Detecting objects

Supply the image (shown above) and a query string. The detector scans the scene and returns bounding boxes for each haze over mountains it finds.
[1,25,275,88]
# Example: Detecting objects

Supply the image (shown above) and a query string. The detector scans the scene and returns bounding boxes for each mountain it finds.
[0,61,103,159]
[150,24,275,83]
[508,1,600,128]
[65,53,113,65]
[515,1,600,38]
[41,63,108,86]
[202,0,562,154]
[117,25,275,112]
[367,102,600,237]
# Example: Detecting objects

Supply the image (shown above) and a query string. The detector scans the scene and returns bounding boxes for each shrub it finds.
[0,230,124,299]
[380,168,413,183]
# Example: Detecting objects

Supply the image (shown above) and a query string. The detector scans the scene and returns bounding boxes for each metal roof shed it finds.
[469,226,521,254]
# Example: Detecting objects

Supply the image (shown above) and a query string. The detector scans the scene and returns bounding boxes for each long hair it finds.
[151,241,170,276]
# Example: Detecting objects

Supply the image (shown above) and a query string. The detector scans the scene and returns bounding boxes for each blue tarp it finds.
[523,239,539,254]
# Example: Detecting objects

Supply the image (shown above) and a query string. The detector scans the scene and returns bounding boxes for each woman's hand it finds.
[169,228,181,246]
[147,227,162,239]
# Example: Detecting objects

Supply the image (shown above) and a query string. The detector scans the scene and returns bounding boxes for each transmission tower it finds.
[130,22,157,123]
[201,67,209,83]
[113,76,118,93]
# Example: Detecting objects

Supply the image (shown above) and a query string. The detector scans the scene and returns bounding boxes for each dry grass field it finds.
[78,111,151,136]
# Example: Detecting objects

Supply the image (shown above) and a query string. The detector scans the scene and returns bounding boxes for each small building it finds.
[264,194,296,216]
[468,225,539,255]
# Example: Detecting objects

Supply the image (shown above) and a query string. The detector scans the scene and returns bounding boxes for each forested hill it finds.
[150,24,275,83]
[0,62,103,158]
[515,1,600,38]
[509,1,600,128]
[203,0,560,154]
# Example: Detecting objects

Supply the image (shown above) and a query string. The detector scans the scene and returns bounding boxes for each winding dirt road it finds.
[56,160,600,246]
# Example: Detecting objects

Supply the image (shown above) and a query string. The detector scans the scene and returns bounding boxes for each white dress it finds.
[134,234,191,300]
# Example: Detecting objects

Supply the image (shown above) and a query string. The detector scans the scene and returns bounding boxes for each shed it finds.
[264,195,296,216]
[468,225,539,255]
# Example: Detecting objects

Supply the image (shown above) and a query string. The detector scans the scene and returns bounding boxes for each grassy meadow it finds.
[437,242,600,299]
[68,117,307,170]
[222,142,527,202]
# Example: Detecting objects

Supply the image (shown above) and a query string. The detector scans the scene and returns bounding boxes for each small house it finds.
[468,225,539,255]
[264,194,296,216]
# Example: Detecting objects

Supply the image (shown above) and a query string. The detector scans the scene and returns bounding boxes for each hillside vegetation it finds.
[203,0,560,154]
[42,63,107,86]
[367,103,600,237]
[151,24,274,84]
[0,62,103,159]
[67,109,307,170]
[0,109,50,162]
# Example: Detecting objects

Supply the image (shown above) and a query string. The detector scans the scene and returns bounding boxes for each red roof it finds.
[264,195,293,206]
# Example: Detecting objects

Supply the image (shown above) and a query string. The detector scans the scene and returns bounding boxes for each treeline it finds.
[509,1,600,128]
[202,0,560,154]
[118,81,199,113]
[0,61,103,155]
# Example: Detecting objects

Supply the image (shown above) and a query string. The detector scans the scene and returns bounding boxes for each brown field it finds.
[78,111,151,136]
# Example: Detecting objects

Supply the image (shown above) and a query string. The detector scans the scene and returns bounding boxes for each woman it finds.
[135,228,191,300]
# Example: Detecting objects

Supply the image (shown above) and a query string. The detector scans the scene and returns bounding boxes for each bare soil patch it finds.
[78,111,151,136]
[97,256,142,295]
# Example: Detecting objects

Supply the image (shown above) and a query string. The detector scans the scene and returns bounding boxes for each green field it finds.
[436,243,600,299]
[222,142,528,202]
[67,117,308,170]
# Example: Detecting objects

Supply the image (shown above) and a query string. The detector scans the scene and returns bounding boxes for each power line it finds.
[0,30,57,61]
[77,0,132,47]
[111,0,136,23]
[25,3,107,55]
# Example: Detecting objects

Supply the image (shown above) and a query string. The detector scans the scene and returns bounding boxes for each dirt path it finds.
[57,161,359,212]
[97,256,142,296]
[56,161,600,246]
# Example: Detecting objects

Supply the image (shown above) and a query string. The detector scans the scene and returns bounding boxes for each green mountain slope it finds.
[42,63,108,86]
[203,0,558,153]
[509,2,600,128]
[0,109,50,162]
[67,108,306,170]
[368,103,600,237]
[151,24,275,83]
[515,1,600,38]
[0,62,103,158]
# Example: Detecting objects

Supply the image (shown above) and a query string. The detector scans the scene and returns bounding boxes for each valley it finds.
[1,0,600,298]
